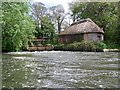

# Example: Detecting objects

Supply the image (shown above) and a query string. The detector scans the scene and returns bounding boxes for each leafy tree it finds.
[37,16,57,44]
[69,2,119,46]
[31,2,57,44]
[2,2,36,51]
[117,2,120,46]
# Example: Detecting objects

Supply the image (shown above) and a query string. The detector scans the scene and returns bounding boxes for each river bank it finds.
[2,48,120,53]
[103,49,120,52]
[53,41,120,52]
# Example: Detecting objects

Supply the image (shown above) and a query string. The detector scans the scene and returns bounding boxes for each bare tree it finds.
[31,2,46,28]
[49,4,66,34]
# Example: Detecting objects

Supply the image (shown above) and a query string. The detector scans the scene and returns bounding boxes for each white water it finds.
[2,51,119,88]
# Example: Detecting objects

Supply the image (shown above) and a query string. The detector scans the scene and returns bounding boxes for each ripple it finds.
[12,56,34,60]
[2,51,120,88]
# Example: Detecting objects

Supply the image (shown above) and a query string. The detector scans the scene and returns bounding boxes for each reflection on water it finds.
[2,51,119,88]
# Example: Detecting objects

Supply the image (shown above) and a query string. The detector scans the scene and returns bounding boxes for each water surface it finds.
[2,51,119,88]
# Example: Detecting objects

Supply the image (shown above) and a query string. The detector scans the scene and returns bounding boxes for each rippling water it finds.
[2,51,119,88]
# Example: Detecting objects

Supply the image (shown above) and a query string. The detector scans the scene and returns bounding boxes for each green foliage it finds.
[55,40,120,51]
[66,41,102,52]
[2,2,36,51]
[98,41,107,49]
[54,44,65,51]
[69,2,119,46]
[34,16,57,44]
[54,41,103,52]
[106,44,120,49]
[31,2,58,45]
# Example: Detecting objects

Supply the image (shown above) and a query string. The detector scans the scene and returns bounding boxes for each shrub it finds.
[54,44,64,50]
[98,41,107,49]
[64,41,102,52]
[107,44,120,49]
[54,41,103,52]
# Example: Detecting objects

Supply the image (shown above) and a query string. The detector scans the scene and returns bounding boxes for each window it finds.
[98,35,101,41]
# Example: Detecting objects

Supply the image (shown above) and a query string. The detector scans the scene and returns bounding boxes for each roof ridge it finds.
[71,18,92,26]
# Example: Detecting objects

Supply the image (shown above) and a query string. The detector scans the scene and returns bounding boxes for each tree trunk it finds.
[58,21,61,34]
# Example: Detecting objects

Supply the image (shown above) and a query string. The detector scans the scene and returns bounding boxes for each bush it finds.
[54,44,64,50]
[106,44,120,49]
[98,41,107,49]
[55,41,103,52]
[54,40,120,51]
[54,41,106,52]
[75,41,97,51]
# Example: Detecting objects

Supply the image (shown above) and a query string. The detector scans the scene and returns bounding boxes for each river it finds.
[2,51,119,88]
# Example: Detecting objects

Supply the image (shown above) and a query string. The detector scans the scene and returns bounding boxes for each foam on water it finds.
[2,51,119,88]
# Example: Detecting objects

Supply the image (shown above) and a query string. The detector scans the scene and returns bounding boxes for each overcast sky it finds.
[33,0,75,12]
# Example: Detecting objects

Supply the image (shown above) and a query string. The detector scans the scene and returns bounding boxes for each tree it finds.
[2,2,36,51]
[49,5,66,34]
[31,2,46,26]
[31,2,57,44]
[41,17,56,44]
[31,2,46,39]
[69,2,119,45]
[117,2,120,46]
